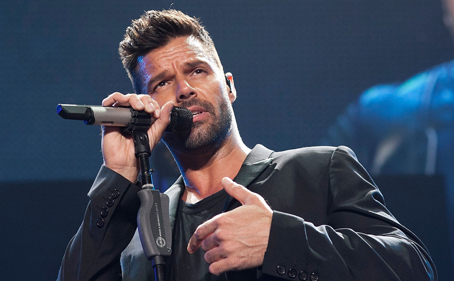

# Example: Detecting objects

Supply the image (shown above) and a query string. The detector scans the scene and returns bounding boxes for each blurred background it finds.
[0,0,452,280]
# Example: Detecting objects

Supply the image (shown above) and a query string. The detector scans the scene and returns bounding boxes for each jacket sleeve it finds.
[261,146,437,281]
[57,165,141,281]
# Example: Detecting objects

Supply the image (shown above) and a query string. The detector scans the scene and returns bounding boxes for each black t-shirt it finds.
[166,189,229,281]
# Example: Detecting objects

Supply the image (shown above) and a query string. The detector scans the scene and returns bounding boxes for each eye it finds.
[153,81,168,91]
[193,68,205,75]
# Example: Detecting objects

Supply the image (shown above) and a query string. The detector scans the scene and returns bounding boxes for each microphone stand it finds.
[130,112,172,281]
[56,105,176,280]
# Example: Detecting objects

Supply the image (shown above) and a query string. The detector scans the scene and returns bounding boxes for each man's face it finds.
[135,36,235,153]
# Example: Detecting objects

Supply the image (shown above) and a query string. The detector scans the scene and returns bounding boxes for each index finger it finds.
[187,217,218,253]
[102,92,130,107]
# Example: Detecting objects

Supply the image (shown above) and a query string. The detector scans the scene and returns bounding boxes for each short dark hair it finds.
[119,9,220,93]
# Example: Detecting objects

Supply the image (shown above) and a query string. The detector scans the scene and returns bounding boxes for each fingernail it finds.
[222,177,232,185]
[137,100,145,109]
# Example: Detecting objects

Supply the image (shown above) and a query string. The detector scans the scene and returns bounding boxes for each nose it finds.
[175,77,196,102]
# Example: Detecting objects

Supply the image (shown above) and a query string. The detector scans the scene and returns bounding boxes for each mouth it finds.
[188,106,206,115]
[187,106,208,122]
[191,111,203,117]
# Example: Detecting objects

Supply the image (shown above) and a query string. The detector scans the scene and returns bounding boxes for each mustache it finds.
[179,99,215,115]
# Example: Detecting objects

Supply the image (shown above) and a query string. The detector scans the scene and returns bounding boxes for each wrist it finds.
[104,163,138,183]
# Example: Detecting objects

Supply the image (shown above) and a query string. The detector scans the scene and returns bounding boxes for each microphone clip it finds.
[122,109,153,135]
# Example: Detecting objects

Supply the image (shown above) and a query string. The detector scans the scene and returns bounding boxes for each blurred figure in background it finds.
[322,0,454,276]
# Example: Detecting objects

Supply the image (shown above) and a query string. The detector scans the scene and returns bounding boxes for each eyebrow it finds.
[184,60,209,69]
[146,59,212,91]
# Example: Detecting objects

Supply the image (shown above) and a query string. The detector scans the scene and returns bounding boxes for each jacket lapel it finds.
[224,144,274,211]
[234,145,274,187]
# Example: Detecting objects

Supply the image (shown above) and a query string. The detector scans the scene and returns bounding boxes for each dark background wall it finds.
[0,0,452,280]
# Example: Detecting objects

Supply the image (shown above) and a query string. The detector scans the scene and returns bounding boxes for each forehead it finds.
[137,36,214,73]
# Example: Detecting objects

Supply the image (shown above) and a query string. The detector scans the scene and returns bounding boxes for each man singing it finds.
[57,9,436,281]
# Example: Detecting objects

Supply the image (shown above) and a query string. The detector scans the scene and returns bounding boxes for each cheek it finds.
[150,90,176,107]
[194,80,219,99]
[205,77,228,98]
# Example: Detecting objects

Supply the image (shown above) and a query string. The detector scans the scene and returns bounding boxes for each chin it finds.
[163,98,233,153]
[163,119,231,153]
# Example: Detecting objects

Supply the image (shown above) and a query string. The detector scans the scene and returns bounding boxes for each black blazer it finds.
[58,145,436,281]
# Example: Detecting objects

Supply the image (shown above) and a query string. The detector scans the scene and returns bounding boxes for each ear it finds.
[225,72,237,103]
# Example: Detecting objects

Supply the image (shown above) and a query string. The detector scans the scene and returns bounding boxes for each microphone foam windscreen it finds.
[165,107,193,132]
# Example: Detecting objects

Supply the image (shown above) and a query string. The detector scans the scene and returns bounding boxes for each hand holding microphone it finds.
[104,94,171,182]
[58,93,184,275]
[57,93,192,182]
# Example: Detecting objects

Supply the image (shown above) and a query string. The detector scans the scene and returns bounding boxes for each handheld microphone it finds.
[56,104,193,132]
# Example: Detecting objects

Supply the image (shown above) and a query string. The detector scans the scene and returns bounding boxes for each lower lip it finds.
[192,111,208,122]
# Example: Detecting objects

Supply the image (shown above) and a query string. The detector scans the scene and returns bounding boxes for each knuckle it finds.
[201,236,211,250]
[193,227,204,240]
[125,93,136,100]
[214,228,226,240]
[139,94,151,100]
[204,251,212,263]
[224,253,241,270]
[228,258,238,268]
[221,241,234,256]
[215,215,225,225]
[151,99,160,107]
[232,259,242,270]
[216,214,229,225]
[230,181,240,189]
[192,231,201,241]
[249,195,261,204]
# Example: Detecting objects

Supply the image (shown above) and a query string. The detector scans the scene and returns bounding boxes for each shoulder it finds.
[271,145,358,170]
[272,145,356,158]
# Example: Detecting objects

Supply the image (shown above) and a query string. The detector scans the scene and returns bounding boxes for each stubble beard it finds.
[162,97,232,154]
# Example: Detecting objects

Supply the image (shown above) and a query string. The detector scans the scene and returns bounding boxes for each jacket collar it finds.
[166,144,274,230]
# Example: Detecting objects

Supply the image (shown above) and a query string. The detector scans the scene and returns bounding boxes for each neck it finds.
[170,128,250,201]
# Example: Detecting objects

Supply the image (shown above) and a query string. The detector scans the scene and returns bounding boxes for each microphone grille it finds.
[165,106,193,132]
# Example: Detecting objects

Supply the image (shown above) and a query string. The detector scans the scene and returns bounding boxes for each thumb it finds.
[222,177,255,205]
